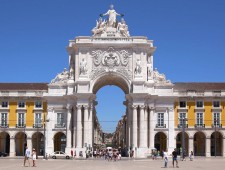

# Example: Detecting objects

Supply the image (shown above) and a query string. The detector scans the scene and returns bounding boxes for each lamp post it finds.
[180,117,188,160]
[214,119,219,157]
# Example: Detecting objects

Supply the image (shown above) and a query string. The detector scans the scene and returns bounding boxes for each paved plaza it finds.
[0,157,224,170]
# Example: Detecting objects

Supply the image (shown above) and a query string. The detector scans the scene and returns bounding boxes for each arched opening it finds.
[92,74,129,155]
[211,131,223,156]
[154,132,167,152]
[15,132,27,156]
[176,132,189,155]
[194,132,206,156]
[32,132,44,156]
[0,132,10,154]
[54,132,66,152]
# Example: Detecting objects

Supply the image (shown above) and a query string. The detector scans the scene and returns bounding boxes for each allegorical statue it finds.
[92,17,106,36]
[134,59,142,75]
[102,4,122,28]
[51,68,69,84]
[117,18,130,37]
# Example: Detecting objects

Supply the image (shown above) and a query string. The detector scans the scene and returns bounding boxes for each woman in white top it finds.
[32,148,37,167]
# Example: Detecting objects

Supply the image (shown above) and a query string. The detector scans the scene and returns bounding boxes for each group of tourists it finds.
[23,146,37,167]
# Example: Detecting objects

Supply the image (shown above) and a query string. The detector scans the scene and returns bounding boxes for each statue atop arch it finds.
[91,5,130,37]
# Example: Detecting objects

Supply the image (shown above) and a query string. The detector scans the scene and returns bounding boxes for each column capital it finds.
[76,105,82,109]
[84,105,89,110]
[139,105,146,109]
[66,104,73,110]
[132,105,138,109]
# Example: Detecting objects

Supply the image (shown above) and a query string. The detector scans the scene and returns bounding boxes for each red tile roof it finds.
[174,82,225,91]
[0,83,48,91]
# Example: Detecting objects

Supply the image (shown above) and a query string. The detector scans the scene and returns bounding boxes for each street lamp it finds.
[179,117,188,160]
[43,114,49,160]
[214,119,220,157]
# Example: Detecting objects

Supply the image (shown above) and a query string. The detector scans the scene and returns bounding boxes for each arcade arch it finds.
[154,132,167,152]
[194,131,206,156]
[54,132,66,152]
[32,132,44,155]
[176,132,189,155]
[0,132,10,154]
[210,131,223,156]
[15,132,27,156]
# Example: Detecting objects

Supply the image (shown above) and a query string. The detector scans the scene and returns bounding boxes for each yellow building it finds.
[0,83,47,156]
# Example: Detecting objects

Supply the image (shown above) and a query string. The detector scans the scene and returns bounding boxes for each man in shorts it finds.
[23,146,31,167]
[172,148,179,168]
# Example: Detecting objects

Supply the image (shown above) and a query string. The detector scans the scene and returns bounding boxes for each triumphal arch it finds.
[45,5,175,157]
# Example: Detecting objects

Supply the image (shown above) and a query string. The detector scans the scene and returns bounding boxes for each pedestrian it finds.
[32,148,36,167]
[172,148,179,168]
[163,151,168,168]
[23,146,31,167]
[189,151,194,161]
[71,149,73,158]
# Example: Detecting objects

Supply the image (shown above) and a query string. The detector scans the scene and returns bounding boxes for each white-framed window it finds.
[1,101,8,108]
[157,113,164,127]
[179,101,186,108]
[18,113,25,127]
[35,101,42,108]
[179,113,187,126]
[18,101,25,108]
[1,113,8,127]
[213,112,220,126]
[35,113,42,126]
[57,113,64,126]
[196,113,203,127]
[213,101,220,108]
[196,101,203,108]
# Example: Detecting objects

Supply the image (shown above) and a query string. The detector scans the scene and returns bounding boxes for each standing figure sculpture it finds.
[80,58,87,75]
[103,4,121,28]
[134,59,142,75]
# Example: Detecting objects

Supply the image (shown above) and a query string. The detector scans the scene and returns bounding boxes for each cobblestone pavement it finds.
[0,157,224,170]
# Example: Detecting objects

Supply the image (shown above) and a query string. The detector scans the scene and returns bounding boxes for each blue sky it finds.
[0,0,225,132]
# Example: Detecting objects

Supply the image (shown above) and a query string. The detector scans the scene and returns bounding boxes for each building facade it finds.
[0,7,225,158]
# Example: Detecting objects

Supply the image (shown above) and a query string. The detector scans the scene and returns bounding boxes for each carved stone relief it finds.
[90,47,132,80]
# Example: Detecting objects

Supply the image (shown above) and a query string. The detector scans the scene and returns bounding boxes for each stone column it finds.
[167,107,175,154]
[83,105,89,146]
[149,108,155,149]
[89,105,93,148]
[9,137,15,157]
[76,105,82,148]
[189,137,194,155]
[27,137,32,150]
[139,105,146,148]
[66,105,72,153]
[206,137,211,157]
[132,105,138,149]
[223,138,225,157]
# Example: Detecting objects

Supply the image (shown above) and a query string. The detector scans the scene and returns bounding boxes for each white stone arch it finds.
[90,71,131,94]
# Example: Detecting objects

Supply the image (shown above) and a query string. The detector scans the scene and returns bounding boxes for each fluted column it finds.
[76,105,82,148]
[132,105,138,149]
[66,105,72,149]
[139,105,146,147]
[149,108,155,149]
[83,105,89,146]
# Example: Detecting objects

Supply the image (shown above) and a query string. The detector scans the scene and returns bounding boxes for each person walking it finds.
[172,149,179,168]
[189,151,194,161]
[32,148,36,167]
[163,151,168,168]
[23,146,31,167]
